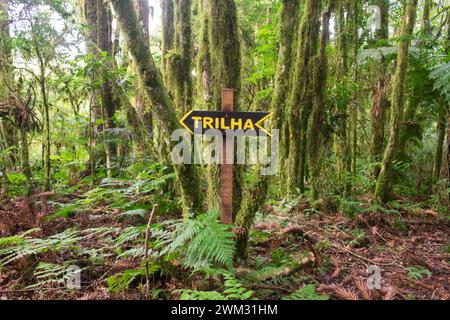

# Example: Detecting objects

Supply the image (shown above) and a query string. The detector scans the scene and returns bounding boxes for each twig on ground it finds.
[144,204,157,299]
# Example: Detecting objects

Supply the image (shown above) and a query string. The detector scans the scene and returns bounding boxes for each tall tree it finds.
[97,0,118,178]
[82,0,101,183]
[285,0,321,194]
[110,0,203,214]
[132,0,153,152]
[163,0,193,115]
[27,8,52,191]
[332,0,352,193]
[203,0,243,213]
[374,0,418,203]
[0,0,11,198]
[370,0,390,179]
[308,0,334,201]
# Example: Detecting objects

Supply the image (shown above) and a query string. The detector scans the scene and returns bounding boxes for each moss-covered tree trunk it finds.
[286,0,321,195]
[82,0,102,183]
[235,0,301,258]
[196,0,212,107]
[444,15,450,206]
[165,0,193,115]
[162,0,175,84]
[131,0,153,154]
[272,0,299,191]
[398,0,435,167]
[433,110,446,183]
[349,0,360,177]
[110,0,202,214]
[203,0,243,213]
[308,0,333,201]
[370,0,389,179]
[0,0,12,198]
[332,0,351,193]
[374,0,418,203]
[97,0,118,178]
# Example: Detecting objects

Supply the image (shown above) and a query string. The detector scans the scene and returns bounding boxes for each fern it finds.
[282,284,329,300]
[156,210,235,269]
[178,290,227,300]
[176,272,255,300]
[0,227,118,267]
[106,268,145,293]
[405,266,432,280]
[429,61,450,102]
[26,262,84,289]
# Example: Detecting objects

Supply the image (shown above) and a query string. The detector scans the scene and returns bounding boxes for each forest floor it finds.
[0,189,449,300]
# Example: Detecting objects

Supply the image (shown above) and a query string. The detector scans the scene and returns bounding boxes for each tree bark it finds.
[433,110,446,182]
[374,0,418,203]
[308,0,333,201]
[163,0,193,115]
[0,0,12,198]
[97,0,118,178]
[110,0,202,214]
[132,0,153,153]
[332,0,351,193]
[286,0,321,195]
[204,0,243,213]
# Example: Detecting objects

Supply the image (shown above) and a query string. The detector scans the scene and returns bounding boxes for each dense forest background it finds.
[0,0,449,300]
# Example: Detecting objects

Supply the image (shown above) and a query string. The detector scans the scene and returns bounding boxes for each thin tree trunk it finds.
[433,111,446,182]
[370,0,389,179]
[97,0,118,178]
[374,0,418,203]
[82,0,100,182]
[0,0,12,198]
[19,129,32,195]
[333,0,351,193]
[132,0,153,154]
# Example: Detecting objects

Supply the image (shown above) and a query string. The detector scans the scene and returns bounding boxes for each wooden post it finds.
[221,89,234,224]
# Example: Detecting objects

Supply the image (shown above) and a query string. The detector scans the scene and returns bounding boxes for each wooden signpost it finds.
[179,89,272,224]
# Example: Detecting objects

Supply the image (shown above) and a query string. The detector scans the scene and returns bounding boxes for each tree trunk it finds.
[332,0,351,193]
[163,0,193,115]
[196,0,212,107]
[370,0,389,179]
[110,0,202,214]
[204,0,243,213]
[82,0,101,183]
[286,0,321,195]
[19,129,32,196]
[161,0,175,84]
[132,0,153,154]
[433,110,446,182]
[308,0,333,201]
[97,0,118,178]
[0,0,13,198]
[374,0,418,203]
